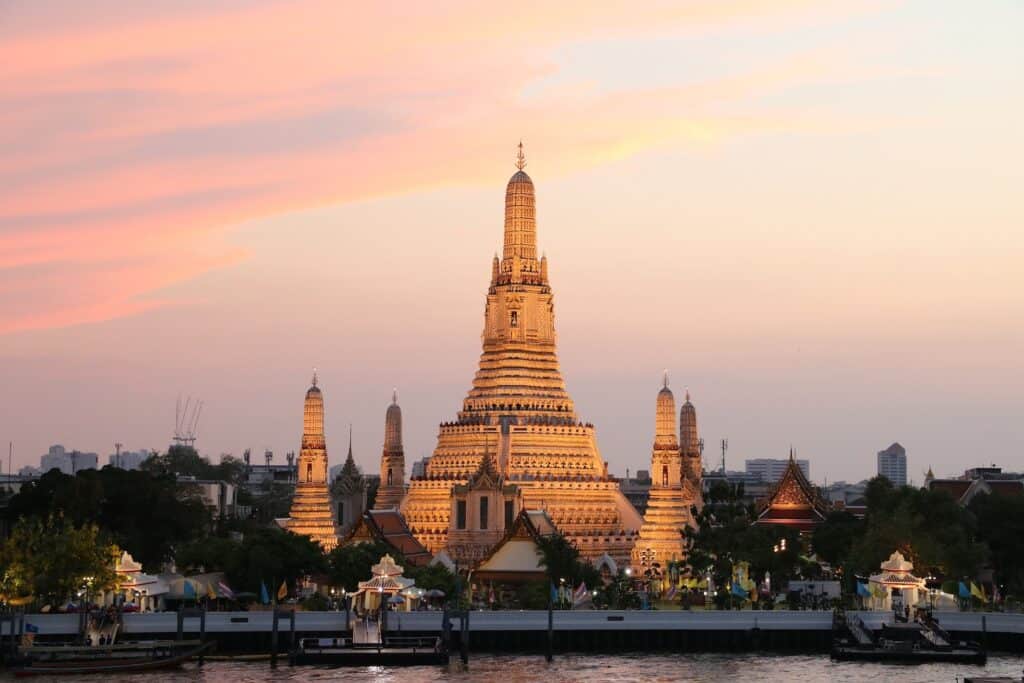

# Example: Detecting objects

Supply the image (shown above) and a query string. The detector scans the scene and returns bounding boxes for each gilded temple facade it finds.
[286,373,340,550]
[401,146,643,565]
[631,378,701,570]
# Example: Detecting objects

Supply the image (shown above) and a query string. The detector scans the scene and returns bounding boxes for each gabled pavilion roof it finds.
[340,509,433,567]
[754,453,828,531]
[473,509,559,581]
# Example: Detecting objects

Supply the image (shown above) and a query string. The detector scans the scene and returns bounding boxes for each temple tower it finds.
[331,426,367,537]
[287,372,340,550]
[375,390,406,509]
[401,144,642,564]
[680,390,702,487]
[632,376,697,571]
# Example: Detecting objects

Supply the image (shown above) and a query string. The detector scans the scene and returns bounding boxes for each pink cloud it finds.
[0,0,877,334]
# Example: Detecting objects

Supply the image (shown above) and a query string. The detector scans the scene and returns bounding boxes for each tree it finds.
[326,541,395,592]
[222,528,326,593]
[0,516,120,606]
[6,467,210,570]
[812,511,864,567]
[406,562,457,598]
[970,492,1024,597]
[536,533,599,590]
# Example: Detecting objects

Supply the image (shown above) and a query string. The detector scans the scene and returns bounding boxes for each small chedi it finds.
[631,376,702,570]
[286,372,341,550]
[400,144,643,565]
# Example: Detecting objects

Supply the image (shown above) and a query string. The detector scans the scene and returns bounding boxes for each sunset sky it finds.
[2,1,1021,483]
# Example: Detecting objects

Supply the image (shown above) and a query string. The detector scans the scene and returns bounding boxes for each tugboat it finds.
[831,610,986,665]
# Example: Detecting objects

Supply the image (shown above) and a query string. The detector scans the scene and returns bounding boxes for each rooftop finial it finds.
[516,140,526,171]
[312,367,318,387]
[663,369,669,389]
[392,387,398,404]
[348,423,353,457]
[685,388,691,402]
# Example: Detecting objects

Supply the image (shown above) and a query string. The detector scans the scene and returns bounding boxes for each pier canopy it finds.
[866,551,925,611]
[354,554,418,611]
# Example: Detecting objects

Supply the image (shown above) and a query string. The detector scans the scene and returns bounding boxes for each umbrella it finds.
[425,589,445,598]
[388,595,405,604]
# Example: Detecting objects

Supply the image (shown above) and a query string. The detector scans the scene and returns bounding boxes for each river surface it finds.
[9,654,1024,682]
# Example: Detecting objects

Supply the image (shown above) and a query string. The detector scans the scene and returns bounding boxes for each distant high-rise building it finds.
[40,445,98,475]
[746,457,809,483]
[877,443,907,486]
[108,450,150,470]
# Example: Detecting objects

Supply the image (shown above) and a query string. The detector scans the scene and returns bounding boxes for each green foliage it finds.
[969,492,1024,595]
[141,445,246,485]
[686,487,802,592]
[6,467,210,570]
[405,562,457,597]
[0,516,120,605]
[844,478,986,579]
[811,511,864,567]
[536,533,599,589]
[326,541,396,592]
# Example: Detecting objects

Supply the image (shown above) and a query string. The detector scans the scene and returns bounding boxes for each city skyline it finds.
[2,2,1022,483]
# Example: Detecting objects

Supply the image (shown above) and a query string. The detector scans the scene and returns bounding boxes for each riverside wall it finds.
[3,611,1023,653]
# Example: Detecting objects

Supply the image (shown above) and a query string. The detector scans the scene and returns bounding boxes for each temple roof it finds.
[341,509,432,567]
[754,452,828,530]
[474,509,558,578]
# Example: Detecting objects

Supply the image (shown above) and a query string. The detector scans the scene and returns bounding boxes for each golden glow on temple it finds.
[631,376,702,569]
[401,145,643,565]
[286,371,341,550]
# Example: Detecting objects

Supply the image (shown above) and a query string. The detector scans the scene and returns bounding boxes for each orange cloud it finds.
[0,0,881,334]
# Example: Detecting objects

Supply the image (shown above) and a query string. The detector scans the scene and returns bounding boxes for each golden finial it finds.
[312,367,318,387]
[392,387,398,404]
[663,370,669,389]
[516,140,526,171]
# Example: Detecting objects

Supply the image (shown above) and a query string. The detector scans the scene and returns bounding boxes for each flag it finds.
[217,581,234,600]
[206,582,217,600]
[572,582,591,608]
[183,579,196,600]
[730,582,749,599]
[970,582,987,603]
[856,582,871,598]
[958,581,970,599]
[260,581,270,605]
[278,580,288,601]
[549,582,558,605]
[665,585,677,601]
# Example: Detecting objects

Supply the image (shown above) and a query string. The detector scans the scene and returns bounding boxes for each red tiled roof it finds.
[929,479,971,501]
[987,481,1023,496]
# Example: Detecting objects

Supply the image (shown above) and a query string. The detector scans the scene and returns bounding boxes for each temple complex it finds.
[754,450,829,533]
[400,145,642,565]
[375,391,406,510]
[631,376,700,570]
[286,373,340,550]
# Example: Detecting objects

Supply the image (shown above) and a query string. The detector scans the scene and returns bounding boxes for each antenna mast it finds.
[720,438,728,474]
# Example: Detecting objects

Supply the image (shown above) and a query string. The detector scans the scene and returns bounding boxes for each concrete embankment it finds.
[3,611,1023,654]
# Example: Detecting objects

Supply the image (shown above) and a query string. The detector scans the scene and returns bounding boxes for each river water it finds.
[15,654,1023,682]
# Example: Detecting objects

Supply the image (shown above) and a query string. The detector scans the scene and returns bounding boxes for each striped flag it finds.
[665,585,677,600]
[217,581,235,600]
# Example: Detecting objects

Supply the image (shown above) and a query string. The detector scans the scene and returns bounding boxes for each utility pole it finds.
[720,438,728,474]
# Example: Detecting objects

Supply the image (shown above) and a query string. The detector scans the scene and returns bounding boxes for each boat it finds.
[9,639,215,677]
[831,612,986,665]
[289,635,448,667]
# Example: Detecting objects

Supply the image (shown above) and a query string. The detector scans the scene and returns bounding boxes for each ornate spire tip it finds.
[392,387,398,404]
[312,367,318,387]
[516,140,526,171]
[663,370,669,389]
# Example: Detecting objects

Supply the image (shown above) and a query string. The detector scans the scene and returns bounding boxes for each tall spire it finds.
[347,423,353,459]
[311,367,318,388]
[502,141,538,271]
[655,375,678,447]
